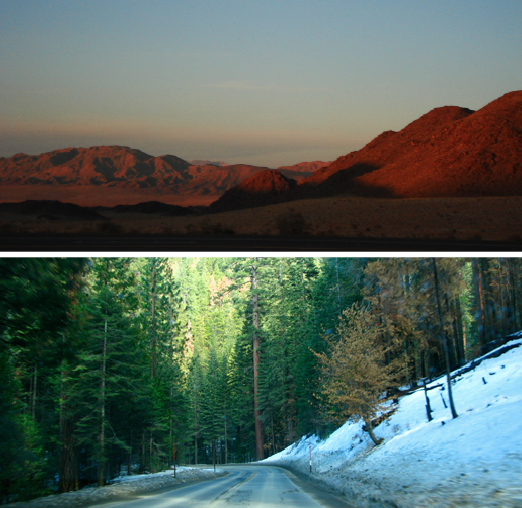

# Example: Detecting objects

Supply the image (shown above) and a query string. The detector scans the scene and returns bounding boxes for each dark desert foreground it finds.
[2,195,522,243]
[0,184,219,208]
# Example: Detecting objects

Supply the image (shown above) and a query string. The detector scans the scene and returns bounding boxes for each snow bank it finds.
[264,338,522,508]
[11,467,226,508]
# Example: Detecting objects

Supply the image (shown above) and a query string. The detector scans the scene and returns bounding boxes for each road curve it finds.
[99,465,349,508]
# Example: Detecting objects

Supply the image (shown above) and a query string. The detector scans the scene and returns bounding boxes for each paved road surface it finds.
[100,465,349,508]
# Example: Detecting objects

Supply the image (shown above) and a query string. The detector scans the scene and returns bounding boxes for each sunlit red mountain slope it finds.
[199,91,522,212]
[294,90,522,198]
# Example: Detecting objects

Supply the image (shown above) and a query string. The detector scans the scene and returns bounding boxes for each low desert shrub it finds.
[275,210,308,235]
[95,221,122,234]
[0,222,14,232]
[199,219,234,235]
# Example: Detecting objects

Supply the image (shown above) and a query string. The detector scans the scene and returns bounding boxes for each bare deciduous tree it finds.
[315,304,407,446]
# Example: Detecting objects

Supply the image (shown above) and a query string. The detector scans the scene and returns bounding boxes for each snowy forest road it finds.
[98,466,350,508]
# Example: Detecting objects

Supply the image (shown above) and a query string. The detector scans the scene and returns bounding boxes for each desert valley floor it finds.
[2,195,522,243]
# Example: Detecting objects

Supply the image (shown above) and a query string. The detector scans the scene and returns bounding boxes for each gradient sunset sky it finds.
[1,0,521,168]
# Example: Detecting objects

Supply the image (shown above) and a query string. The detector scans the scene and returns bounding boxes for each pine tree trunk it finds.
[149,432,153,472]
[169,417,173,470]
[432,259,458,419]
[335,258,341,316]
[444,295,459,368]
[141,431,145,472]
[252,262,265,461]
[31,363,37,419]
[454,297,466,363]
[508,259,520,331]
[128,432,132,476]
[169,295,174,366]
[98,319,107,486]
[224,417,228,464]
[497,260,509,335]
[286,402,295,445]
[271,412,276,456]
[511,259,522,330]
[471,258,488,347]
[150,259,156,380]
[59,414,78,492]
[59,364,78,493]
[194,377,198,465]
[480,259,498,342]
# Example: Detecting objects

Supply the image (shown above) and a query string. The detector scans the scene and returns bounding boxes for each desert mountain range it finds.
[209,90,522,212]
[0,146,327,207]
[0,90,520,211]
[189,160,229,167]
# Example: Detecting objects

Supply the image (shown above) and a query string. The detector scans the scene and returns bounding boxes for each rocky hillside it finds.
[295,90,522,198]
[209,169,297,212]
[208,90,522,211]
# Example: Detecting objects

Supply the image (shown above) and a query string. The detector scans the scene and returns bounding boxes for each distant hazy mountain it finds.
[277,161,331,173]
[275,161,331,182]
[190,160,228,167]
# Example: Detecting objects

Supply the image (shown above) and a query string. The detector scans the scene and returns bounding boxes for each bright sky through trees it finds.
[1,0,521,167]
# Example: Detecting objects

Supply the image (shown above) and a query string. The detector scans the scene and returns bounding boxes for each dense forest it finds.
[1,257,521,503]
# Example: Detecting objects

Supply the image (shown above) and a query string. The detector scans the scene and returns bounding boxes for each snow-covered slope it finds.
[263,335,522,508]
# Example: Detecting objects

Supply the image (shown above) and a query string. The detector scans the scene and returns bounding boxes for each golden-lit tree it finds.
[315,304,407,446]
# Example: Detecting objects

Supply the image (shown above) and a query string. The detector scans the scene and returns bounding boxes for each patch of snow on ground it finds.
[11,467,226,508]
[264,338,522,508]
[112,468,186,483]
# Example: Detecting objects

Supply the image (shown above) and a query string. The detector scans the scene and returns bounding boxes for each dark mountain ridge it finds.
[0,199,201,222]
[0,200,106,221]
[209,170,297,212]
